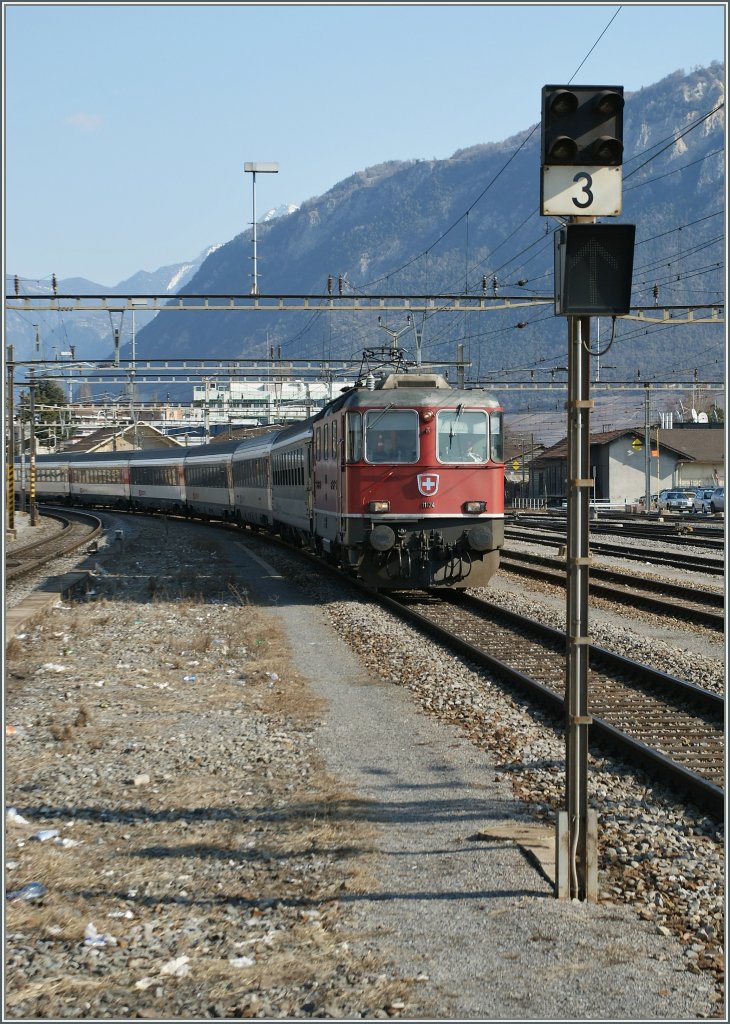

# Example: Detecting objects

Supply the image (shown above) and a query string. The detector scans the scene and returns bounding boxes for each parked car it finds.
[709,486,724,514]
[658,490,694,513]
[635,494,658,509]
[692,487,716,513]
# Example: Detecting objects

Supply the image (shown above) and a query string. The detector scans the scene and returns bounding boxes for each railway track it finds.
[507,513,725,550]
[369,586,724,816]
[5,508,102,582]
[498,549,724,630]
[505,526,725,575]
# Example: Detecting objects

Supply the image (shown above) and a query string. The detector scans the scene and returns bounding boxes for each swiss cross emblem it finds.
[417,473,439,496]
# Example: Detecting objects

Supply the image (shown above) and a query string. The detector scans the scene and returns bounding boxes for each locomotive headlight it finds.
[369,524,396,551]
[368,500,390,513]
[463,500,486,514]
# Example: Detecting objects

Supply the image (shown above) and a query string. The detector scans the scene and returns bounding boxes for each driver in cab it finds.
[372,434,395,461]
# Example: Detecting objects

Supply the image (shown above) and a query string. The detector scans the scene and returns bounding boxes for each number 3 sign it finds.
[541,165,622,217]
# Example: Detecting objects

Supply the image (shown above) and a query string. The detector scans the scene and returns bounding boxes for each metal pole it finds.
[644,385,652,510]
[530,434,535,502]
[6,345,15,533]
[204,378,210,442]
[29,376,38,526]
[130,312,139,449]
[251,170,258,295]
[557,313,597,901]
[20,417,27,512]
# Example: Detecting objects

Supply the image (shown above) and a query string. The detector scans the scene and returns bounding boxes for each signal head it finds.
[541,85,624,167]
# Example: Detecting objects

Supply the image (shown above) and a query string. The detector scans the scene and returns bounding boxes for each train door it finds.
[312,416,339,549]
[331,415,341,541]
[226,460,234,509]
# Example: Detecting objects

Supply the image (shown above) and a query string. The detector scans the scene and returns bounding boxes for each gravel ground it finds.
[4,510,725,1020]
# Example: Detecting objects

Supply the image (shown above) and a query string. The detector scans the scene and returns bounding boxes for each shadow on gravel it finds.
[72,884,545,911]
[131,842,368,862]
[12,795,519,827]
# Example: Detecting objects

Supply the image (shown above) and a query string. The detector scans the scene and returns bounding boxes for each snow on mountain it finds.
[261,203,299,223]
[165,245,223,291]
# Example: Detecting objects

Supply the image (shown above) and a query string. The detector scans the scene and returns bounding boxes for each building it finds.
[663,424,725,489]
[191,378,354,426]
[530,425,724,506]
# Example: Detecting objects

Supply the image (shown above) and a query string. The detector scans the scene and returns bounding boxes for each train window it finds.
[365,410,418,463]
[315,427,322,461]
[490,411,504,463]
[346,413,362,463]
[437,410,488,464]
[331,420,338,460]
[323,424,329,464]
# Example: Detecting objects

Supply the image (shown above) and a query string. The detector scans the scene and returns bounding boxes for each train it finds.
[19,365,505,590]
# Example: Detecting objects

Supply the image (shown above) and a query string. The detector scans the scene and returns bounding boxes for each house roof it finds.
[64,424,183,453]
[533,427,718,464]
[660,428,725,463]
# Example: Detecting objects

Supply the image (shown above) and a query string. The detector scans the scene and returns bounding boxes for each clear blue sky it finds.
[4,2,726,285]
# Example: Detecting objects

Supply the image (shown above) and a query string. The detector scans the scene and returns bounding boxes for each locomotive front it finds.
[313,372,504,590]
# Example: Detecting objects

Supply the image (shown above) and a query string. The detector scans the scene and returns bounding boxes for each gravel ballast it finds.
[4,511,724,1019]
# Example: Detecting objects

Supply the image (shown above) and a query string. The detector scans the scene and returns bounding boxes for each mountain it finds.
[5,244,223,364]
[131,64,724,401]
[8,65,724,413]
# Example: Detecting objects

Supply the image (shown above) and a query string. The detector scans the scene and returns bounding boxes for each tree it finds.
[19,378,69,448]
[709,404,724,423]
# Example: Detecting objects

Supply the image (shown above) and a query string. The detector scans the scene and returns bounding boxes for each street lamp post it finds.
[244,162,279,295]
[130,299,146,449]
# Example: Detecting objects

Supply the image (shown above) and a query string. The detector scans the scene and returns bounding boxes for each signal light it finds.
[547,89,579,118]
[542,85,624,167]
[593,90,623,117]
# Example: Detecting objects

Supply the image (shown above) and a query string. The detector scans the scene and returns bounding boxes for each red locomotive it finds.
[309,364,504,588]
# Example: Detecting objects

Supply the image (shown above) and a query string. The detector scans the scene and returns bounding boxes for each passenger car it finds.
[692,487,716,513]
[709,486,724,513]
[657,491,693,513]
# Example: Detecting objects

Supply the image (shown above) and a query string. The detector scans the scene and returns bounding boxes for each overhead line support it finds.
[5,294,722,323]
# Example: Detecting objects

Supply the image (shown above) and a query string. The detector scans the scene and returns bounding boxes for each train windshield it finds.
[437,410,488,463]
[365,409,418,463]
